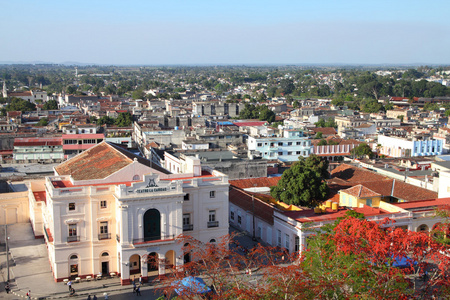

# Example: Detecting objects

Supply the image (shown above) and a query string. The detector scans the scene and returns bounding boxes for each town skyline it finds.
[2,0,450,65]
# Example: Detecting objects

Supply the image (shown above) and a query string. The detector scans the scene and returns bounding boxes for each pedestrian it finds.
[163,290,168,299]
[68,280,72,291]
[139,275,143,285]
[133,280,136,293]
[4,283,10,293]
[70,287,76,296]
[26,290,31,300]
[103,292,109,300]
[87,295,92,300]
[136,285,141,296]
[93,295,97,300]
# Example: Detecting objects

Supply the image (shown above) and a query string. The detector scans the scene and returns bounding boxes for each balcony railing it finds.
[133,234,175,245]
[98,233,111,240]
[207,221,219,228]
[116,234,120,243]
[183,224,194,231]
[67,236,80,243]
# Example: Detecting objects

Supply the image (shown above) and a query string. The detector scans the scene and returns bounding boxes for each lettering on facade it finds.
[136,187,167,194]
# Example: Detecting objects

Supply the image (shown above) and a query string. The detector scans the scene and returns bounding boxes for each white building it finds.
[378,135,444,157]
[28,141,229,284]
[247,129,312,162]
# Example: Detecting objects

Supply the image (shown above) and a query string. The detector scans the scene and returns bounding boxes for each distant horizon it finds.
[3,0,450,65]
[1,61,449,68]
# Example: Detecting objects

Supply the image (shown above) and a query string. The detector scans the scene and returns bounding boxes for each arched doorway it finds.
[69,254,79,280]
[100,252,110,275]
[165,250,175,269]
[147,252,158,272]
[129,254,141,276]
[144,209,161,241]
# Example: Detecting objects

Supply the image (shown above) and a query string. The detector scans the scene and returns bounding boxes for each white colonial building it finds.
[28,141,229,284]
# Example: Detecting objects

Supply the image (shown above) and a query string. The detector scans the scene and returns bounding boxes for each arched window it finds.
[101,252,109,257]
[143,209,161,241]
[70,255,78,260]
[209,239,216,243]
[132,175,140,181]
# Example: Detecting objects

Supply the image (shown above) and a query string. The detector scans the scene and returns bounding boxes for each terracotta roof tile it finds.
[55,142,132,180]
[229,187,274,225]
[229,177,281,189]
[331,164,437,201]
[340,184,381,198]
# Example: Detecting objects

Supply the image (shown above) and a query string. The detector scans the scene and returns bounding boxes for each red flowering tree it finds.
[302,216,450,299]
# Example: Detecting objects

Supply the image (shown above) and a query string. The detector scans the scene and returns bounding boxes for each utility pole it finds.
[5,224,10,282]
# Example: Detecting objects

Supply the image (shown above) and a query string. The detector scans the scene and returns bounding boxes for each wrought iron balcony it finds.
[207,221,219,228]
[183,224,194,231]
[98,233,111,240]
[67,236,80,243]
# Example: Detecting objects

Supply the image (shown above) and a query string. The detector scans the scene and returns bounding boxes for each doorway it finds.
[70,264,78,279]
[102,262,109,275]
[143,209,161,241]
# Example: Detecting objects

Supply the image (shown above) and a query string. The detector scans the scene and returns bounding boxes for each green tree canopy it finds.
[270,154,329,208]
[114,112,133,127]
[5,97,36,112]
[37,117,48,126]
[351,143,374,158]
[42,99,58,110]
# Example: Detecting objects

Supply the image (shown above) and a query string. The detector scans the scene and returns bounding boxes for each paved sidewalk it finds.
[0,223,136,299]
[0,224,268,299]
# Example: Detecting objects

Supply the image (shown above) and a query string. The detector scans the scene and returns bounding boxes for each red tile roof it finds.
[341,184,381,198]
[232,121,267,127]
[310,127,337,135]
[229,177,281,189]
[33,191,46,204]
[55,141,136,181]
[393,197,450,210]
[14,137,62,147]
[331,164,437,201]
[229,187,274,225]
[284,205,387,223]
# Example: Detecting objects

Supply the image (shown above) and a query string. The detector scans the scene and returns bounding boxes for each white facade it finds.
[247,129,312,162]
[378,135,444,157]
[28,143,229,284]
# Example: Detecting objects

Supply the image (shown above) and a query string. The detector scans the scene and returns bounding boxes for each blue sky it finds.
[1,0,449,65]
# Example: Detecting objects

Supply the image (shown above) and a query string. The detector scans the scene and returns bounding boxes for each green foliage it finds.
[384,100,394,110]
[361,99,383,113]
[270,155,329,208]
[315,132,323,139]
[132,89,145,100]
[239,104,275,123]
[351,143,374,158]
[96,116,115,126]
[423,102,440,111]
[315,117,337,128]
[37,118,48,126]
[280,79,295,95]
[114,112,133,127]
[42,99,58,110]
[317,139,327,146]
[5,97,36,112]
